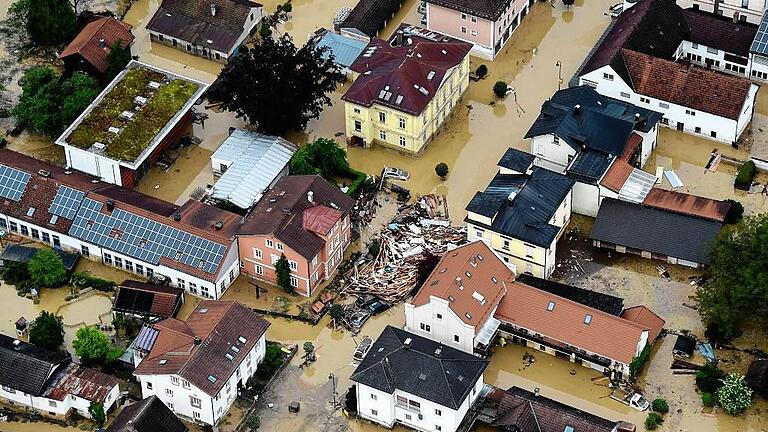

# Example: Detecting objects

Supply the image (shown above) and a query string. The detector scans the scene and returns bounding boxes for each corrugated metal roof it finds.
[617,168,656,203]
[317,31,367,68]
[211,130,297,209]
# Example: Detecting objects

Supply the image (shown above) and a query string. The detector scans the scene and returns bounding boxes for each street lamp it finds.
[329,373,338,409]
[555,61,563,90]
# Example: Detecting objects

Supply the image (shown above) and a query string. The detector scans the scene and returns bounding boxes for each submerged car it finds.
[350,311,371,328]
[365,299,390,315]
[382,166,410,181]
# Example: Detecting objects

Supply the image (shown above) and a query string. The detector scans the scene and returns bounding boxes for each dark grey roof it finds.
[466,166,574,248]
[425,0,509,21]
[673,335,696,356]
[106,395,189,432]
[0,245,80,271]
[340,0,404,38]
[498,148,534,173]
[548,86,661,133]
[350,326,488,409]
[0,334,70,396]
[567,150,613,182]
[590,198,722,264]
[516,274,624,316]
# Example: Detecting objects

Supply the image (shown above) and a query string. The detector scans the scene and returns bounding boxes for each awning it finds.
[476,316,501,347]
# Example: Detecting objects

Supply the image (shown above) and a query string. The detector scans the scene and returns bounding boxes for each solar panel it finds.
[49,186,86,220]
[751,11,768,55]
[0,165,32,201]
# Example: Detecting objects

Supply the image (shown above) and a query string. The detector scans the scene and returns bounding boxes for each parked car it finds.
[350,311,371,328]
[353,336,373,361]
[366,299,390,315]
[382,166,410,181]
[355,294,378,309]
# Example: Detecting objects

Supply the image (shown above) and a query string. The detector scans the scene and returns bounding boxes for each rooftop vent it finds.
[98,38,106,48]
[491,276,498,284]
[199,308,209,314]
[148,81,161,90]
[307,191,314,203]
[281,207,291,214]
[418,373,427,380]
[93,142,106,150]
[507,191,517,202]
[12,339,21,350]
[434,347,442,357]
[106,199,115,212]
[173,213,182,221]
[134,96,148,105]
[403,337,412,347]
[465,312,472,320]
[214,221,224,230]
[574,104,581,115]
[120,110,135,120]
[108,126,120,134]
[194,337,202,345]
[448,295,455,302]
[238,336,247,344]
[38,169,50,177]
[210,3,216,16]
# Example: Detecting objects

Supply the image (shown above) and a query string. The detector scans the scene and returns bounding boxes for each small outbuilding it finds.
[112,280,184,320]
[59,17,134,80]
[314,29,367,74]
[746,359,768,397]
[673,335,696,358]
[0,244,79,271]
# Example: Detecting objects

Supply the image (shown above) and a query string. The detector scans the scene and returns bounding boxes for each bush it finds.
[734,160,755,190]
[344,385,357,414]
[245,413,261,430]
[630,344,652,378]
[368,239,381,257]
[282,2,292,12]
[70,272,116,292]
[28,248,67,287]
[723,199,744,224]
[254,342,286,382]
[345,170,369,197]
[644,412,663,430]
[1,261,30,286]
[716,373,753,415]
[701,392,716,407]
[435,162,449,179]
[652,398,669,414]
[696,363,726,393]
[493,81,509,97]
[476,64,488,78]
[275,254,292,294]
[328,304,344,320]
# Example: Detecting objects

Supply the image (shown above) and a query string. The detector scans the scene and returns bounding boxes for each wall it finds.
[530,134,576,173]
[65,146,122,185]
[679,0,765,24]
[404,299,476,353]
[426,4,494,50]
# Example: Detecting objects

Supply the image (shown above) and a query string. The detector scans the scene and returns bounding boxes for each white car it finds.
[382,166,410,181]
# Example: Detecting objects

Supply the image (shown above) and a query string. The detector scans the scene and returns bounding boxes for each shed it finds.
[0,244,79,271]
[746,359,768,397]
[315,30,367,71]
[59,17,134,79]
[338,0,404,40]
[673,335,696,357]
[113,280,184,320]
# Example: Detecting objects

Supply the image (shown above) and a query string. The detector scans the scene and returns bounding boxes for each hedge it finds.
[70,272,116,292]
[734,160,755,190]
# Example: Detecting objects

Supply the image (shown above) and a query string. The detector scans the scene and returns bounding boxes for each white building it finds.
[678,0,766,24]
[351,326,488,432]
[133,301,270,426]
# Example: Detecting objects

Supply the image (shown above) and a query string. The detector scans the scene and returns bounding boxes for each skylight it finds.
[231,346,240,353]
[584,314,592,325]
[547,301,555,311]
[225,353,234,361]
[207,375,217,383]
[238,336,247,344]
[159,359,168,365]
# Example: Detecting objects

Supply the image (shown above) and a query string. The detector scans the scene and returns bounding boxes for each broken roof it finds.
[59,17,134,73]
[114,280,185,319]
[516,274,625,316]
[45,363,120,403]
[642,188,731,222]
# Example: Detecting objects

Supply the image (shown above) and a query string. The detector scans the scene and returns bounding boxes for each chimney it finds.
[403,337,412,348]
[214,221,224,230]
[210,3,217,16]
[574,104,581,115]
[307,191,314,203]
[98,38,106,48]
[533,387,540,397]
[106,199,115,212]
[395,30,404,46]
[733,11,740,23]
[173,213,182,222]
[194,337,202,345]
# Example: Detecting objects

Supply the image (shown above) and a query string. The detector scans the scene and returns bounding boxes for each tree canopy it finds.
[289,138,352,179]
[696,214,768,339]
[89,402,106,428]
[8,0,75,44]
[210,34,343,135]
[73,326,123,367]
[275,254,292,293]
[717,373,753,415]
[29,311,65,351]
[106,40,132,81]
[28,248,68,287]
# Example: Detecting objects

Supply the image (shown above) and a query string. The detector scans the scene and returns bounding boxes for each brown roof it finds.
[59,17,134,73]
[425,0,509,21]
[621,305,665,344]
[239,175,355,259]
[411,241,512,328]
[303,205,342,236]
[619,133,642,162]
[45,364,120,402]
[621,49,752,120]
[600,160,634,193]
[495,282,651,364]
[642,188,731,222]
[682,8,758,58]
[134,301,270,397]
[115,280,184,318]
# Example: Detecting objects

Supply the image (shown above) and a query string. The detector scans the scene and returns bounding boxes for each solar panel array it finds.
[751,12,768,55]
[69,198,226,274]
[0,165,31,202]
[49,186,86,220]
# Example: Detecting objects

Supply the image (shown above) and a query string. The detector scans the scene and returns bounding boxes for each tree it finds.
[7,0,31,34]
[701,392,716,407]
[245,413,261,430]
[28,248,67,287]
[275,254,293,293]
[26,0,76,45]
[723,199,744,224]
[476,64,488,78]
[493,80,509,97]
[289,138,352,179]
[1,261,30,286]
[210,34,343,135]
[88,402,106,428]
[60,72,100,126]
[29,311,65,351]
[695,214,768,340]
[105,40,132,80]
[328,304,344,321]
[696,363,726,393]
[644,412,662,430]
[344,385,357,414]
[303,341,315,356]
[435,162,449,179]
[716,373,753,415]
[652,398,669,414]
[73,326,123,367]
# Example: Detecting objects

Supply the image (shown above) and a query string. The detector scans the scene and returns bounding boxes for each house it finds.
[313,29,368,75]
[351,326,488,432]
[472,386,636,432]
[682,0,765,24]
[238,175,354,297]
[405,240,515,354]
[106,395,189,432]
[337,0,404,41]
[146,0,262,63]
[0,149,243,300]
[749,10,768,79]
[465,150,574,278]
[55,61,207,187]
[0,335,120,420]
[590,195,729,267]
[574,0,759,144]
[209,129,297,210]
[516,273,625,316]
[112,280,185,320]
[59,17,134,81]
[342,24,472,155]
[424,0,535,60]
[133,301,270,426]
[0,244,80,271]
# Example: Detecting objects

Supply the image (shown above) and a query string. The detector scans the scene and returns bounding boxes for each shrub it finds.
[652,398,669,414]
[254,342,286,382]
[245,413,261,430]
[476,64,488,78]
[630,344,652,378]
[344,385,357,414]
[70,272,116,292]
[493,81,509,98]
[644,412,663,430]
[28,248,67,287]
[435,162,449,179]
[716,373,753,415]
[723,199,744,224]
[275,254,292,294]
[1,261,30,286]
[368,239,381,258]
[345,170,369,197]
[328,304,344,320]
[282,2,292,12]
[701,392,716,407]
[734,160,755,190]
[696,363,726,393]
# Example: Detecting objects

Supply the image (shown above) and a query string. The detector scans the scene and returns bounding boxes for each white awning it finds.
[475,316,501,347]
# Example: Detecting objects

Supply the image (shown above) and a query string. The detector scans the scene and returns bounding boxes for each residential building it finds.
[680,0,766,24]
[106,395,189,432]
[146,0,262,63]
[575,0,759,144]
[343,24,472,155]
[59,17,134,81]
[55,61,207,187]
[405,241,514,354]
[525,86,662,216]
[0,335,120,420]
[0,149,242,300]
[337,0,404,41]
[749,9,768,79]
[314,29,368,75]
[351,326,488,432]
[425,0,535,59]
[237,175,355,297]
[590,191,731,267]
[209,129,297,210]
[112,280,185,321]
[465,150,574,278]
[133,301,270,426]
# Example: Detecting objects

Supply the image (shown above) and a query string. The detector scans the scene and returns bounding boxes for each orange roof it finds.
[621,305,665,343]
[59,17,134,73]
[642,188,731,222]
[411,241,513,328]
[302,205,342,236]
[495,282,650,364]
[619,133,643,162]
[600,160,634,193]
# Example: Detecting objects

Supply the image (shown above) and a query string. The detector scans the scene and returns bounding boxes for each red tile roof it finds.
[343,24,471,116]
[600,160,633,193]
[45,364,120,403]
[411,241,512,328]
[59,17,134,73]
[642,188,731,222]
[621,305,665,344]
[621,49,752,120]
[303,205,342,236]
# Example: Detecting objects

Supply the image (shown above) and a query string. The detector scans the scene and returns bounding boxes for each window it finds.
[1,386,15,394]
[405,413,412,421]
[189,282,198,294]
[471,29,478,36]
[158,34,164,42]
[659,102,670,109]
[354,120,362,132]
[436,426,442,431]
[454,335,460,343]
[276,243,284,251]
[271,254,279,265]
[398,117,406,129]
[378,111,386,122]
[370,394,377,400]
[9,221,18,232]
[146,382,153,390]
[193,412,201,419]
[460,13,467,20]
[187,44,193,52]
[114,257,123,268]
[711,131,717,138]
[290,277,298,288]
[201,286,210,297]
[584,314,592,324]
[215,52,221,61]
[49,400,57,407]
[20,225,28,236]
[379,130,387,140]
[640,97,650,104]
[136,264,144,275]
[471,15,477,23]
[171,376,180,386]
[620,92,630,98]
[166,388,173,397]
[289,260,298,271]
[474,227,485,238]
[172,39,177,46]
[354,107,360,114]
[0,219,5,230]
[146,268,154,278]
[255,265,264,275]
[525,245,534,258]
[52,235,60,247]
[81,245,90,257]
[31,228,39,239]
[547,301,555,311]
[460,26,467,33]
[686,109,696,116]
[502,239,510,251]
[435,409,442,416]
[230,269,235,282]
[399,136,407,146]
[603,72,614,81]
[691,42,699,49]
[177,278,186,290]
[707,46,718,54]
[42,232,49,242]
[552,135,560,145]
[695,126,702,133]
[371,409,378,416]
[266,239,274,248]
[125,261,133,272]
[420,323,431,332]
[104,253,112,265]
[251,248,262,259]
[436,313,442,319]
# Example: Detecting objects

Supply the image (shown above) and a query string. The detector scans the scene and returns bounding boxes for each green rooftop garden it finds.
[66,68,199,162]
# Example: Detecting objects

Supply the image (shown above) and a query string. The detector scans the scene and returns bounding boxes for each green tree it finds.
[723,199,744,224]
[435,162,449,179]
[344,385,357,414]
[652,398,669,414]
[210,34,343,134]
[696,362,726,393]
[29,311,65,351]
[289,138,352,179]
[493,81,509,97]
[245,413,261,430]
[701,392,716,407]
[328,304,344,321]
[88,401,106,428]
[60,72,100,126]
[275,254,292,293]
[73,326,123,367]
[28,248,67,287]
[303,341,315,356]
[717,373,753,415]
[476,64,488,78]
[695,214,768,340]
[105,40,132,80]
[644,412,662,430]
[1,261,30,286]
[26,0,76,45]
[7,0,31,33]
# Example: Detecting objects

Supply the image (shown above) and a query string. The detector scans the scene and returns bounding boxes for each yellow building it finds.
[342,24,472,155]
[465,148,574,279]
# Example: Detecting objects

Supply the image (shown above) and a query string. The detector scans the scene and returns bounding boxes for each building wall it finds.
[64,146,122,185]
[530,133,576,174]
[0,377,119,420]
[678,0,765,24]
[404,299,476,353]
